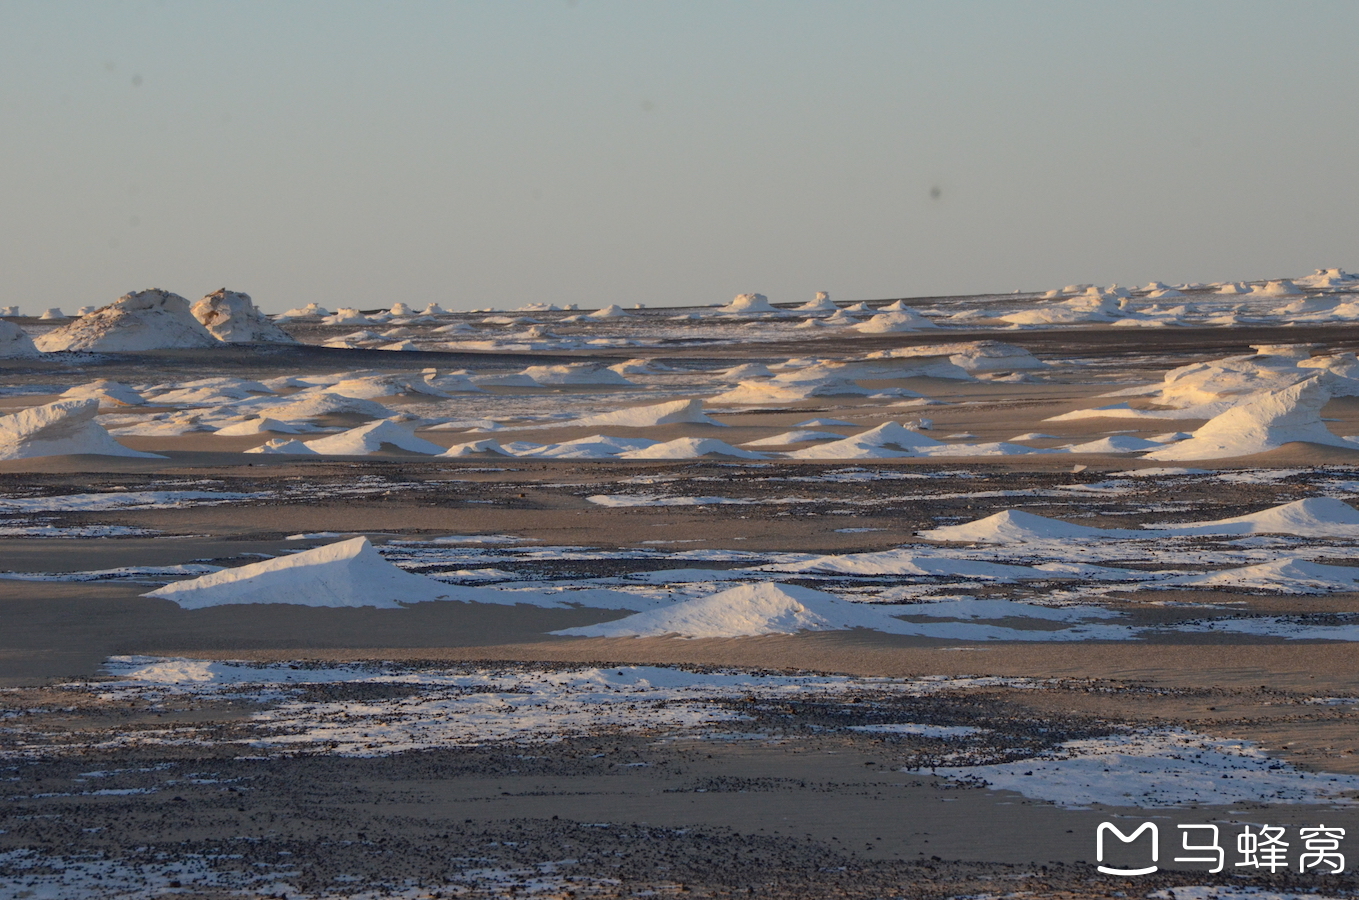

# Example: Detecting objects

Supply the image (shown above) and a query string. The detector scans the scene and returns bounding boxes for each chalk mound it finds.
[853,310,936,333]
[795,292,838,313]
[618,437,766,460]
[144,537,457,609]
[919,510,1138,543]
[0,320,39,358]
[722,293,784,315]
[710,377,871,405]
[1000,293,1121,326]
[572,398,721,428]
[1162,558,1359,594]
[1297,268,1357,289]
[440,438,512,457]
[554,582,896,638]
[719,363,774,380]
[60,380,147,408]
[521,365,634,386]
[261,392,394,421]
[784,422,943,459]
[0,399,163,460]
[872,341,1044,373]
[35,289,220,352]
[532,435,659,458]
[1250,280,1303,297]
[771,550,1040,579]
[321,308,375,325]
[1065,435,1166,453]
[306,420,445,456]
[1153,498,1359,537]
[214,417,306,436]
[279,303,330,317]
[1144,378,1352,460]
[245,438,318,455]
[191,289,296,343]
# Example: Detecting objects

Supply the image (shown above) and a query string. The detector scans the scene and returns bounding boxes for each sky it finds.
[1,1,1357,314]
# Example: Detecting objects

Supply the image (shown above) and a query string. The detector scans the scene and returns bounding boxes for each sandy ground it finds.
[5,323,1359,897]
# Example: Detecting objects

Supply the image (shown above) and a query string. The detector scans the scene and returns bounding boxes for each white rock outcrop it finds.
[0,399,162,459]
[191,289,296,343]
[0,320,39,358]
[1144,378,1354,460]
[35,290,220,352]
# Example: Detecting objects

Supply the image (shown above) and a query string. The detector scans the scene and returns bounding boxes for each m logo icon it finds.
[1097,822,1159,876]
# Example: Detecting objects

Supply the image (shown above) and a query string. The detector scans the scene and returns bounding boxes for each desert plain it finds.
[4,280,1359,898]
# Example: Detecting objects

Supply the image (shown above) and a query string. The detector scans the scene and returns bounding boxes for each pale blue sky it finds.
[2,1,1356,313]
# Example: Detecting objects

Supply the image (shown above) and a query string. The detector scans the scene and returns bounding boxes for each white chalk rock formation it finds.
[571,398,721,428]
[617,437,766,460]
[35,290,220,352]
[795,292,839,313]
[1154,498,1359,537]
[1144,378,1353,460]
[1000,292,1122,326]
[0,320,39,358]
[919,510,1141,543]
[244,438,318,455]
[144,537,457,608]
[279,303,330,317]
[305,419,445,455]
[721,293,783,315]
[783,422,943,459]
[853,310,937,333]
[554,582,901,638]
[191,289,296,343]
[869,341,1043,373]
[214,417,306,436]
[60,380,147,408]
[0,399,162,459]
[520,365,634,386]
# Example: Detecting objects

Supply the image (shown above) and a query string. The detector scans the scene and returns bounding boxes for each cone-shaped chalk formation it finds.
[554,582,902,638]
[144,537,457,608]
[35,289,221,352]
[0,399,163,459]
[191,289,297,343]
[919,509,1144,543]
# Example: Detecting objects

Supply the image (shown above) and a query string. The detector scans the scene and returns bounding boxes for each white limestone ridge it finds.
[0,399,163,460]
[191,289,296,343]
[144,537,458,609]
[35,289,220,352]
